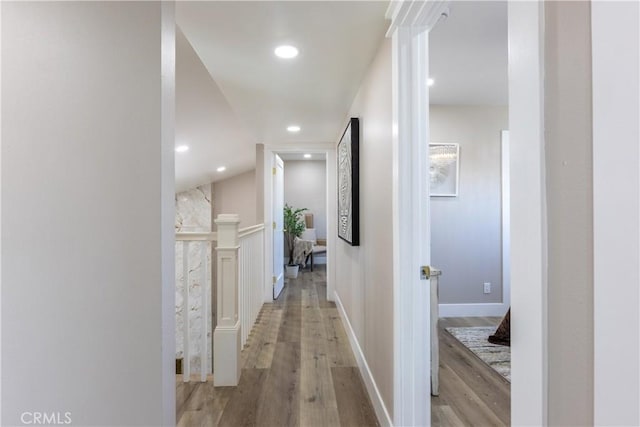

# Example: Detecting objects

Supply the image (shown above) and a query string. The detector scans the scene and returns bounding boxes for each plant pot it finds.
[285,264,299,279]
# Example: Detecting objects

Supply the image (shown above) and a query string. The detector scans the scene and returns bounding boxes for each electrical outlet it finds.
[483,282,491,294]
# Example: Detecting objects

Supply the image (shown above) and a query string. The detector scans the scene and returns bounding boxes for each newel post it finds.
[213,214,241,386]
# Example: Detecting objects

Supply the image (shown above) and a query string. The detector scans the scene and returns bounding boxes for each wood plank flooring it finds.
[432,317,511,426]
[177,265,379,427]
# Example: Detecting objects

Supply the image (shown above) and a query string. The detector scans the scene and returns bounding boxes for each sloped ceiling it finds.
[175,27,257,192]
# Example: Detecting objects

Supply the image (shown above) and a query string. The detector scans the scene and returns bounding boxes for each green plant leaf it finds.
[283,203,308,265]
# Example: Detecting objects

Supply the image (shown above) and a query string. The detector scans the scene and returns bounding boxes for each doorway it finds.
[280,151,328,272]
[427,2,511,424]
[388,1,547,425]
[262,145,336,304]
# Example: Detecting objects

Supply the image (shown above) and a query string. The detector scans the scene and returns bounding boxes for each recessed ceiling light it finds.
[274,45,299,59]
[287,125,301,133]
[216,166,226,172]
[427,78,435,87]
[304,154,312,159]
[175,145,189,153]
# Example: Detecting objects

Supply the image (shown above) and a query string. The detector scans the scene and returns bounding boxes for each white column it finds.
[213,214,242,386]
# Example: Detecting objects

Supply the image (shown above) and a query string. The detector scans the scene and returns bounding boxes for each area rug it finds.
[445,326,511,382]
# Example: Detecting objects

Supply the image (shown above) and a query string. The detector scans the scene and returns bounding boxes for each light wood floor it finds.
[177,265,379,427]
[431,317,511,426]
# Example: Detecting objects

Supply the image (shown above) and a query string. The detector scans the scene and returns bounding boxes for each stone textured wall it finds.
[175,184,212,374]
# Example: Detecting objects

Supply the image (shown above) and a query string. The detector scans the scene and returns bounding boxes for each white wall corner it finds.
[334,291,393,427]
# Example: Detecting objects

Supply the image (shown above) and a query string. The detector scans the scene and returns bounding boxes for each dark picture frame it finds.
[337,118,360,246]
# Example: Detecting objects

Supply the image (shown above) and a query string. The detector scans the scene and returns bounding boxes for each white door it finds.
[272,154,285,299]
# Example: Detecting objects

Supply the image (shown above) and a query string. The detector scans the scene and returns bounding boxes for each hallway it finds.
[177,266,379,426]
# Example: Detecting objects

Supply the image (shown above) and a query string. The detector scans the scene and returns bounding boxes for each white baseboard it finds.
[333,291,393,427]
[439,303,509,318]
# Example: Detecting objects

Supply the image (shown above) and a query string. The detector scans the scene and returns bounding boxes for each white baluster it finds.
[246,237,250,343]
[200,241,207,382]
[242,245,247,346]
[182,241,190,382]
[244,243,249,345]
[239,244,244,347]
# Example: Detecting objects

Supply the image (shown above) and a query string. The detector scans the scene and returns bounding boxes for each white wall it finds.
[256,145,265,224]
[213,170,257,229]
[429,105,507,306]
[545,2,594,424]
[1,2,174,425]
[283,160,327,239]
[334,38,394,419]
[592,1,640,425]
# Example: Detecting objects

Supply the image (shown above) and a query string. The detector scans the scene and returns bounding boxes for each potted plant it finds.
[283,203,307,278]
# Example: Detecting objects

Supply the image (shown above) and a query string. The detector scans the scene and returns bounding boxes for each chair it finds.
[301,213,326,271]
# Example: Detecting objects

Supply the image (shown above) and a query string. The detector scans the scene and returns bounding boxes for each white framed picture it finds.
[429,143,459,197]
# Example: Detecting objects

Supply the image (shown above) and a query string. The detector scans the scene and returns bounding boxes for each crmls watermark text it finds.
[21,412,72,425]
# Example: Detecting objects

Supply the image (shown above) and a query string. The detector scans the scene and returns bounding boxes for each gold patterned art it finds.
[337,118,359,246]
[429,143,460,197]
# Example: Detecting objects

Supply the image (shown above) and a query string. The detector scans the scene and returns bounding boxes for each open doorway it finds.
[261,145,336,305]
[271,151,329,300]
[426,1,511,425]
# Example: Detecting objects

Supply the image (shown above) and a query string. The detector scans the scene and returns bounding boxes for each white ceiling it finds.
[174,1,507,191]
[174,1,388,190]
[429,1,508,105]
[277,152,327,162]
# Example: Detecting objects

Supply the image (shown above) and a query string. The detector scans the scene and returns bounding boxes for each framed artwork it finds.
[429,143,459,197]
[337,118,360,246]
